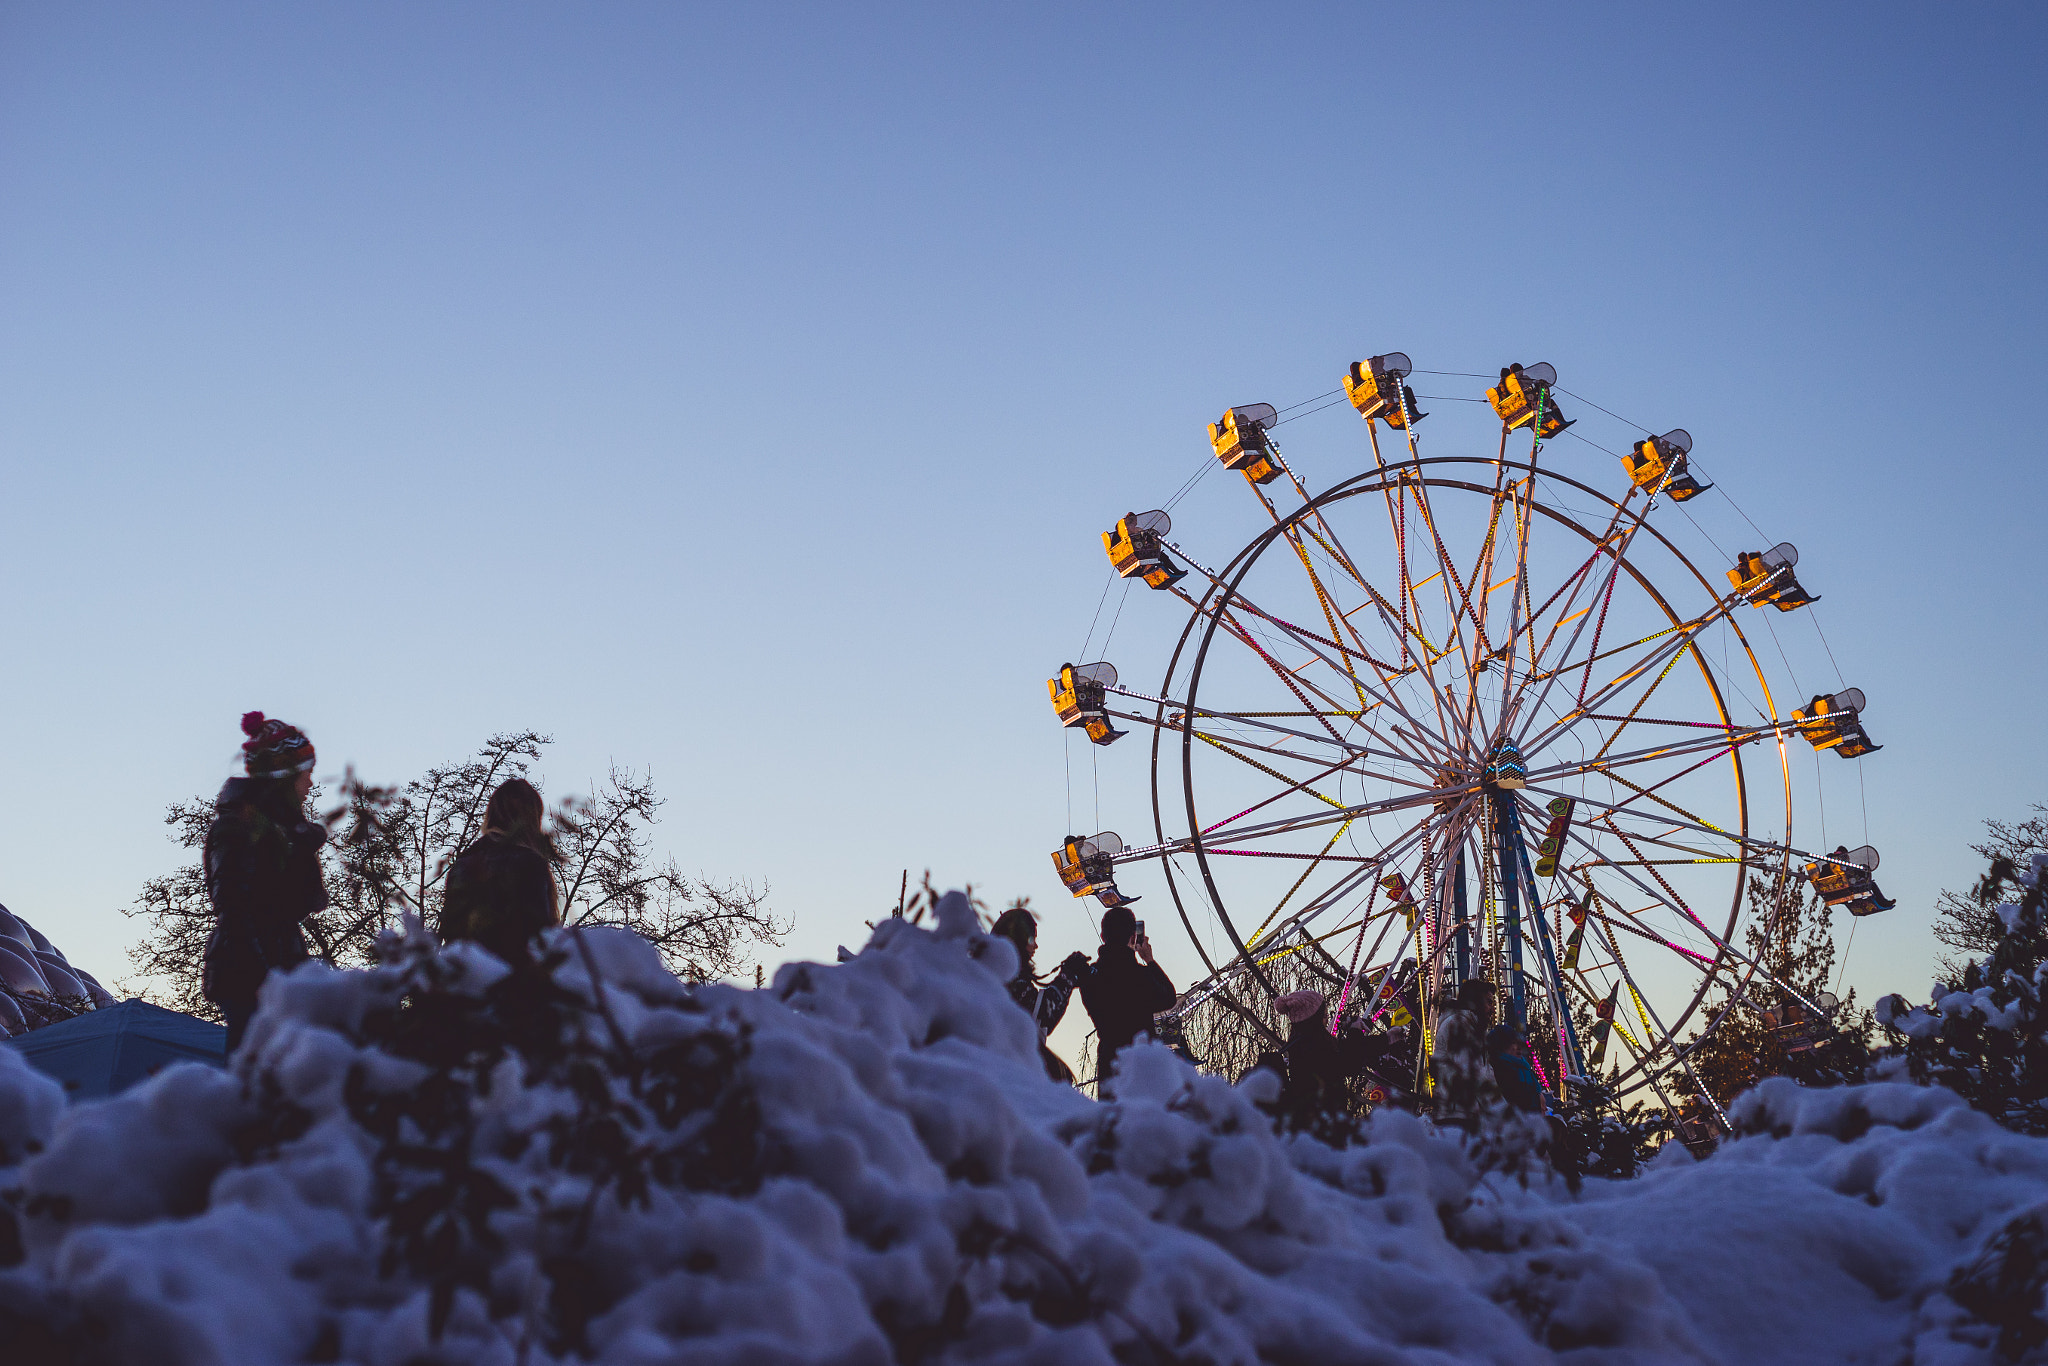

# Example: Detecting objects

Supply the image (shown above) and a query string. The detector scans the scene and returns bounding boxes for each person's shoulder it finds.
[502,840,554,876]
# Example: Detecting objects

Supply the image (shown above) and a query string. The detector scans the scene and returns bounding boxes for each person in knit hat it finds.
[1272,987,1400,1127]
[200,711,329,1050]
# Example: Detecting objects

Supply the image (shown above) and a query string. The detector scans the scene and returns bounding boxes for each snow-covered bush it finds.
[4,890,2048,1363]
[1879,852,2048,1137]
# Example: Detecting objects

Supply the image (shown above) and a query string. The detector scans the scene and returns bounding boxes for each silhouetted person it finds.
[1272,988,1397,1126]
[1488,1025,1545,1114]
[1077,905,1175,1095]
[991,905,1088,1083]
[441,779,560,965]
[202,712,327,1051]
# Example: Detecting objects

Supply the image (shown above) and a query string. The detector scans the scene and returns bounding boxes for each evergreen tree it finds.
[1879,851,2048,1135]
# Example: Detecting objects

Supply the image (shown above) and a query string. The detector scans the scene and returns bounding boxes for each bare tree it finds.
[1933,806,2048,978]
[550,765,787,983]
[324,731,549,943]
[121,734,786,1014]
[119,798,219,1017]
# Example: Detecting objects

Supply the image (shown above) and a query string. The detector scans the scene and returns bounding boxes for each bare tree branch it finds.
[121,735,784,1006]
[1934,806,2048,978]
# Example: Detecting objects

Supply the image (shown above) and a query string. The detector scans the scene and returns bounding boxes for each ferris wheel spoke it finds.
[1494,476,1543,716]
[1585,891,1824,1018]
[1513,518,1649,737]
[1110,690,1389,761]
[1261,803,1456,929]
[1456,491,1515,737]
[1285,527,1470,746]
[1174,781,1472,851]
[1197,583,1460,756]
[1403,481,1490,730]
[1576,872,1720,968]
[1246,460,1410,687]
[1588,814,1727,944]
[1203,602,1366,740]
[1533,577,1744,701]
[1527,727,1769,783]
[1203,810,1449,973]
[1515,540,1609,678]
[1526,806,1724,936]
[1586,650,1736,771]
[1168,574,1379,675]
[1242,818,1357,949]
[1522,779,1808,869]
[1563,744,1752,829]
[1519,605,1737,760]
[1525,787,1749,866]
[1522,633,1704,759]
[1194,744,1400,837]
[1566,820,1739,864]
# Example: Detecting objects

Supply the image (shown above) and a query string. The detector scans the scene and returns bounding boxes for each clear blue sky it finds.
[2,4,2042,1064]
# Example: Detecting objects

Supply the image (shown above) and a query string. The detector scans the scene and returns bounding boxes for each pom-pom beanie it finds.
[240,711,315,778]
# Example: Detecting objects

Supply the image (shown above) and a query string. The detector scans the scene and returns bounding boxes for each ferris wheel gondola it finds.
[1044,352,1886,1121]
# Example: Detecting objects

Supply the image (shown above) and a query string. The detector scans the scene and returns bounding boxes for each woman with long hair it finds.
[441,778,560,964]
[990,903,1087,1084]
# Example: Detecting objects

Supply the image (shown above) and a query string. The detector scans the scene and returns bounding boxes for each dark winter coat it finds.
[1077,945,1176,1087]
[1007,962,1080,1038]
[1282,1014,1391,1121]
[1007,958,1083,1082]
[201,777,328,1008]
[1492,1049,1545,1114]
[440,832,559,964]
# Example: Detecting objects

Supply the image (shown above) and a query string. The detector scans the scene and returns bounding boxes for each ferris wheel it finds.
[1046,355,1889,1119]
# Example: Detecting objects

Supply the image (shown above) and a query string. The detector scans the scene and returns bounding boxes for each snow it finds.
[0,890,2041,1363]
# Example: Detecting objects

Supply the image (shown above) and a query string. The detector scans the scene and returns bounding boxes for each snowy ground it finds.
[0,891,2041,1365]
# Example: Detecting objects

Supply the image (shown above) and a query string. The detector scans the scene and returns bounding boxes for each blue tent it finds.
[5,999,227,1099]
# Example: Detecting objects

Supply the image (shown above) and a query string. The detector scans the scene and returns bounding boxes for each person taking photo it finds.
[1076,905,1176,1095]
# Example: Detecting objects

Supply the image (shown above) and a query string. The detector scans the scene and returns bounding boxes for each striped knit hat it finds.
[240,711,315,778]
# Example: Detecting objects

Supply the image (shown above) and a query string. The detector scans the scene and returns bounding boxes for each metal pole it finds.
[1504,800,1588,1080]
[1494,794,1527,1028]
[1453,844,1471,983]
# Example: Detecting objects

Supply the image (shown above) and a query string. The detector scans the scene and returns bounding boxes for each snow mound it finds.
[0,899,2041,1363]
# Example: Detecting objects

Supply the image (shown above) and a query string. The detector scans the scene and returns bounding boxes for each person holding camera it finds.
[990,904,1088,1083]
[1076,905,1176,1096]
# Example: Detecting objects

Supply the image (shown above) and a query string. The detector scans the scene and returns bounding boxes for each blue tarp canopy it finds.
[5,999,226,1099]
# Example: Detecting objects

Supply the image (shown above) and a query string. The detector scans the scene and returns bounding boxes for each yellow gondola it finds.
[1793,688,1880,758]
[1103,510,1187,589]
[1344,353,1427,429]
[1728,543,1818,611]
[1621,429,1713,502]
[1486,362,1573,438]
[1209,403,1283,485]
[1048,661,1126,746]
[1052,831,1138,906]
[1802,845,1894,916]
